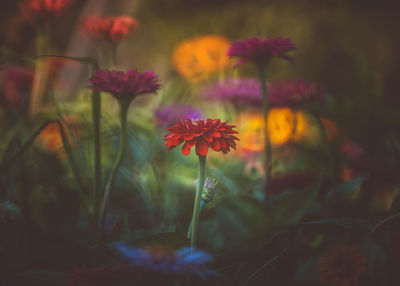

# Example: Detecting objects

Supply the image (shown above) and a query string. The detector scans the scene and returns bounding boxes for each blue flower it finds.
[111,243,217,278]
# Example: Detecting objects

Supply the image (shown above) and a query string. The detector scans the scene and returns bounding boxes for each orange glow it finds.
[237,112,265,153]
[291,110,308,142]
[236,109,330,152]
[267,108,296,145]
[321,118,338,141]
[172,35,231,82]
[38,116,80,155]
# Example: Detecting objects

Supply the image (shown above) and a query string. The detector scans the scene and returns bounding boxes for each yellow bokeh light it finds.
[237,112,265,153]
[267,108,296,145]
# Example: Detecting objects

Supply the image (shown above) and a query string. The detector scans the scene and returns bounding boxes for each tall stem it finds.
[98,101,128,239]
[190,155,207,250]
[258,65,272,196]
[29,24,49,118]
[89,62,102,234]
[187,200,206,239]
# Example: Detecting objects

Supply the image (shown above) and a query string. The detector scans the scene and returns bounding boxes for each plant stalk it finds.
[258,65,272,197]
[98,101,128,239]
[89,62,102,234]
[190,155,207,250]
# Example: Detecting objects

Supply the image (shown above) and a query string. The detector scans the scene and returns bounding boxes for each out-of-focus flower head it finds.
[228,37,296,67]
[202,78,262,107]
[236,109,316,153]
[236,112,265,154]
[173,35,231,82]
[0,66,33,109]
[318,243,365,286]
[164,119,239,156]
[112,243,216,279]
[81,15,139,44]
[20,0,74,19]
[38,116,80,155]
[268,79,325,107]
[340,141,364,160]
[154,103,203,128]
[88,69,161,104]
[267,107,297,145]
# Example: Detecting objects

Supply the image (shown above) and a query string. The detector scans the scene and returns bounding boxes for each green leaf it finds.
[325,175,365,199]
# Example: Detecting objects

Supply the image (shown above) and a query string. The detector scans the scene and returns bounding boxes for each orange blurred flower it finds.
[172,35,231,82]
[318,243,365,286]
[81,15,139,44]
[236,112,265,154]
[38,116,80,155]
[237,108,332,154]
[267,108,296,145]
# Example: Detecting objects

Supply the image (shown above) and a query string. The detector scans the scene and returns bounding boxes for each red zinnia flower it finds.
[228,37,296,67]
[318,243,365,286]
[164,119,239,156]
[20,0,74,18]
[81,15,139,44]
[88,69,161,103]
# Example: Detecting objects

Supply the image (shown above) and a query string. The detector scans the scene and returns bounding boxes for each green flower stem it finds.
[309,110,335,183]
[190,155,207,250]
[187,200,206,239]
[98,101,128,239]
[89,62,102,234]
[258,65,272,196]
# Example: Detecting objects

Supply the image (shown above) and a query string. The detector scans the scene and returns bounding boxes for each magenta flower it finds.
[154,103,204,128]
[202,78,262,107]
[268,79,325,107]
[228,37,296,67]
[88,69,161,103]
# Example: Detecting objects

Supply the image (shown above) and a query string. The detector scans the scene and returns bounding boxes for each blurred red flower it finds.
[0,66,33,108]
[164,119,239,156]
[318,243,365,286]
[340,140,364,160]
[20,0,74,18]
[228,37,296,67]
[81,15,139,44]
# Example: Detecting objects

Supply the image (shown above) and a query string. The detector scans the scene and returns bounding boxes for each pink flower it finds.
[228,37,296,67]
[88,69,161,103]
[268,79,325,107]
[202,78,262,107]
